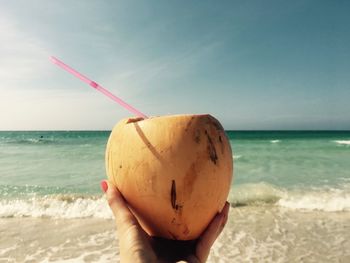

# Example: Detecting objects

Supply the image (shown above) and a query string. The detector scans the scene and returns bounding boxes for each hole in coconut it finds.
[126,117,145,124]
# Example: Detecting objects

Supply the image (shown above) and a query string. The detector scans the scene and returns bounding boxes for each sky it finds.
[0,0,349,130]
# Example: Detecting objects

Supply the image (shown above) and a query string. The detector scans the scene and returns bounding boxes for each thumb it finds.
[195,202,230,262]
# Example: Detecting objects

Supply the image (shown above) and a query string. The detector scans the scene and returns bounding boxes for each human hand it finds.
[101,180,230,263]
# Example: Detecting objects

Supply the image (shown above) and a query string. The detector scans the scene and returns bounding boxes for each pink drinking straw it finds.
[50,56,148,119]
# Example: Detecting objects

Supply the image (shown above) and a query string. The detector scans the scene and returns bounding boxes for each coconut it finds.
[105,114,233,240]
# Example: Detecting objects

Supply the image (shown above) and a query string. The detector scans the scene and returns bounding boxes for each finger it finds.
[195,202,230,262]
[216,202,230,237]
[102,180,139,227]
[102,181,157,262]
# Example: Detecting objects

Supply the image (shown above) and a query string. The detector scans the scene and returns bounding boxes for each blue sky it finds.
[1,0,349,130]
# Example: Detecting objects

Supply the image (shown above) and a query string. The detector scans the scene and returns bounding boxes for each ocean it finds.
[1,130,349,262]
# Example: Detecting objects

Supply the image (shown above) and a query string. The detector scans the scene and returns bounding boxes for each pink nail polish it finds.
[100,180,108,193]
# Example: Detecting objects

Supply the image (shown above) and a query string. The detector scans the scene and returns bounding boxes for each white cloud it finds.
[0,13,51,87]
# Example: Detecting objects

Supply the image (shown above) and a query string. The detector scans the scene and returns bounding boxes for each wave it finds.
[334,140,350,146]
[1,184,350,219]
[229,182,283,206]
[277,192,350,212]
[4,138,57,145]
[270,140,281,143]
[229,183,350,212]
[0,195,113,219]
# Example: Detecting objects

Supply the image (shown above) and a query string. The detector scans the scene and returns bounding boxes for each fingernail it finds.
[100,180,108,193]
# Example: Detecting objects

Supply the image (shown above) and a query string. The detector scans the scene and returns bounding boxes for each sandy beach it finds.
[1,205,350,262]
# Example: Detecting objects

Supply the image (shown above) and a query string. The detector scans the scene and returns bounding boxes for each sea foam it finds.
[229,183,350,212]
[229,183,284,206]
[334,140,350,145]
[1,184,350,219]
[0,195,113,219]
[277,190,350,212]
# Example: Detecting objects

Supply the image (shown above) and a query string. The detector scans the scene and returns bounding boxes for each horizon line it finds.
[1,129,350,132]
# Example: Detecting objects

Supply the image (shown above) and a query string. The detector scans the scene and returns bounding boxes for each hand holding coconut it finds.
[101,180,230,262]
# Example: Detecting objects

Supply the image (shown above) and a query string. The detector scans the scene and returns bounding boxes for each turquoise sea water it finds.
[0,131,107,197]
[1,130,350,213]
